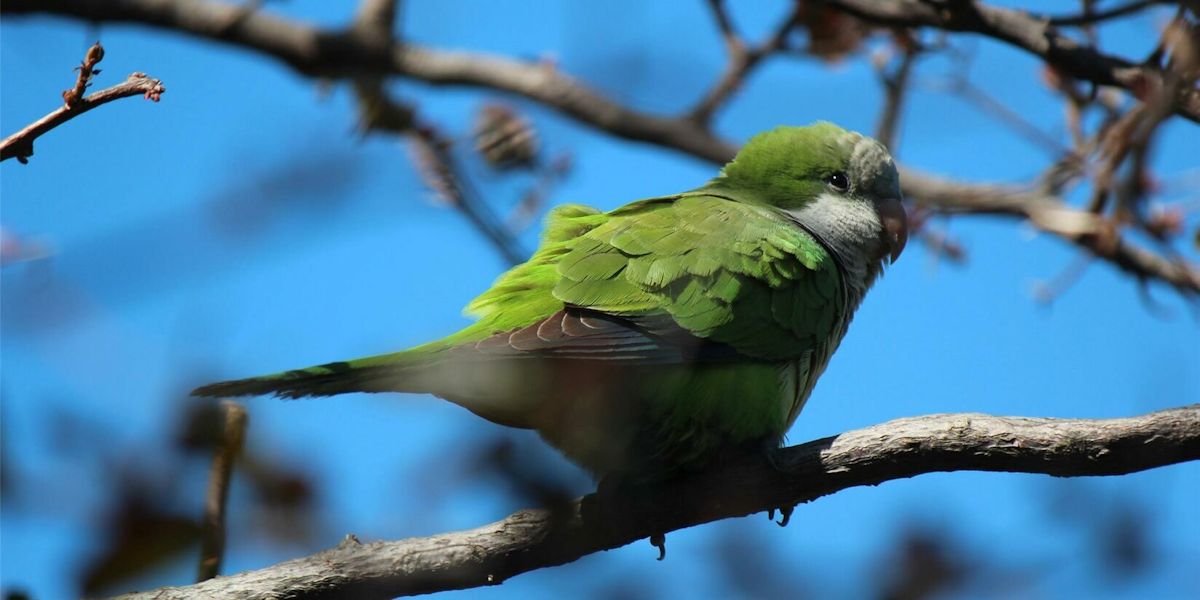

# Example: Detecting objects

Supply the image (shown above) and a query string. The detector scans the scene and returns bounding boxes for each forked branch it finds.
[0,42,166,163]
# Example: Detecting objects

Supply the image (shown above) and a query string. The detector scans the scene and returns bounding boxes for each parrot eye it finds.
[827,171,850,192]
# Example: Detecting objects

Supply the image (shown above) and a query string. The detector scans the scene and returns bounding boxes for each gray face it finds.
[847,135,902,203]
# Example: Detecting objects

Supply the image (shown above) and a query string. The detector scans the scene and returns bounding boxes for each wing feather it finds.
[440,193,844,365]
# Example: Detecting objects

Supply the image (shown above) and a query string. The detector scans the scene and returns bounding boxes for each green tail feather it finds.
[192,354,430,399]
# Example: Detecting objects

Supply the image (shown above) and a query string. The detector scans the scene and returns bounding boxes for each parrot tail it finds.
[191,356,430,399]
[191,351,540,430]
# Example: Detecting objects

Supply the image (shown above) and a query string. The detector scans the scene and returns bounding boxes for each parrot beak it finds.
[877,198,908,264]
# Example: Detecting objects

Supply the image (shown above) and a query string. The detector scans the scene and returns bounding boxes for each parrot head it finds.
[712,122,908,270]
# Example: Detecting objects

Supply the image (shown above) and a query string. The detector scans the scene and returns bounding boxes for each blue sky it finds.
[2,1,1197,598]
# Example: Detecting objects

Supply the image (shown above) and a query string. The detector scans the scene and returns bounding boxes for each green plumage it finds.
[194,123,905,479]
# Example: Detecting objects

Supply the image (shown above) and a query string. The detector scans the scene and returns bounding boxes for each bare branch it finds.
[819,0,1200,123]
[196,401,249,582]
[704,0,739,53]
[873,34,919,150]
[63,41,105,107]
[688,4,800,125]
[350,78,526,264]
[4,0,1196,294]
[932,76,1071,156]
[352,0,398,44]
[902,168,1200,295]
[1045,0,1169,27]
[1,45,165,163]
[0,0,712,164]
[115,405,1200,599]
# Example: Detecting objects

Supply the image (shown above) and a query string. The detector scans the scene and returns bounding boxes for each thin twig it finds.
[903,167,1200,296]
[688,4,801,125]
[705,0,739,53]
[925,74,1070,156]
[353,0,398,44]
[1032,252,1094,304]
[874,34,919,150]
[1045,0,1168,27]
[352,79,526,265]
[409,126,526,265]
[4,0,1196,294]
[820,0,1200,123]
[1,70,166,163]
[63,41,105,107]
[196,400,249,582]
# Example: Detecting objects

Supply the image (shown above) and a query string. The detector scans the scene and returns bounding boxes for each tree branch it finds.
[873,35,919,150]
[1,0,739,163]
[352,0,398,45]
[0,42,166,163]
[820,0,1200,123]
[113,405,1199,599]
[196,401,248,582]
[901,168,1200,295]
[5,0,1196,295]
[687,2,800,125]
[1044,0,1169,27]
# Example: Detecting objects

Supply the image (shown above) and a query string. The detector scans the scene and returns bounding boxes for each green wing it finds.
[193,194,844,400]
[549,193,843,360]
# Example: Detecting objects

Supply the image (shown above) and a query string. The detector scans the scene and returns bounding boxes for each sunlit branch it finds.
[0,41,165,163]
[116,406,1200,599]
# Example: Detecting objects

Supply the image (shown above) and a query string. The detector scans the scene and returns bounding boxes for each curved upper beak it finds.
[877,198,908,264]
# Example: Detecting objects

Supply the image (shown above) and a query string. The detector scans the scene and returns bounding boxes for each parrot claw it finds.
[649,533,667,560]
[767,508,775,521]
[775,505,795,527]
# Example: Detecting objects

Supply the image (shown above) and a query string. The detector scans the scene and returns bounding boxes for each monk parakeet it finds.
[195,122,907,481]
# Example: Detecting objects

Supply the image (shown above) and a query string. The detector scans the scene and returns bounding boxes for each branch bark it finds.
[115,405,1200,599]
[5,0,1196,294]
[822,0,1199,123]
[901,169,1200,295]
[1,62,166,163]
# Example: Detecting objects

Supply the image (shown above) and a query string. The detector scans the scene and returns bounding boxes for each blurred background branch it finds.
[196,401,247,582]
[5,0,1196,296]
[2,1,1198,598]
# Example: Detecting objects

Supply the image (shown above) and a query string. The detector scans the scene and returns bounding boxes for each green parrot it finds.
[194,122,907,481]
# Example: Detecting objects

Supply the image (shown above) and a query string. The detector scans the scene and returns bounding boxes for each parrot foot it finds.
[759,436,787,472]
[649,533,667,560]
[772,505,794,527]
[581,473,633,526]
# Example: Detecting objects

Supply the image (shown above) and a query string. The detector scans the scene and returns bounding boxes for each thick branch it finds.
[116,406,1200,599]
[1,69,166,163]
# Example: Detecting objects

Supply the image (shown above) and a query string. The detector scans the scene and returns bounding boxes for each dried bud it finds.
[1145,205,1183,239]
[85,42,105,67]
[473,104,539,170]
[408,128,460,206]
[1040,64,1064,91]
[797,4,870,62]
